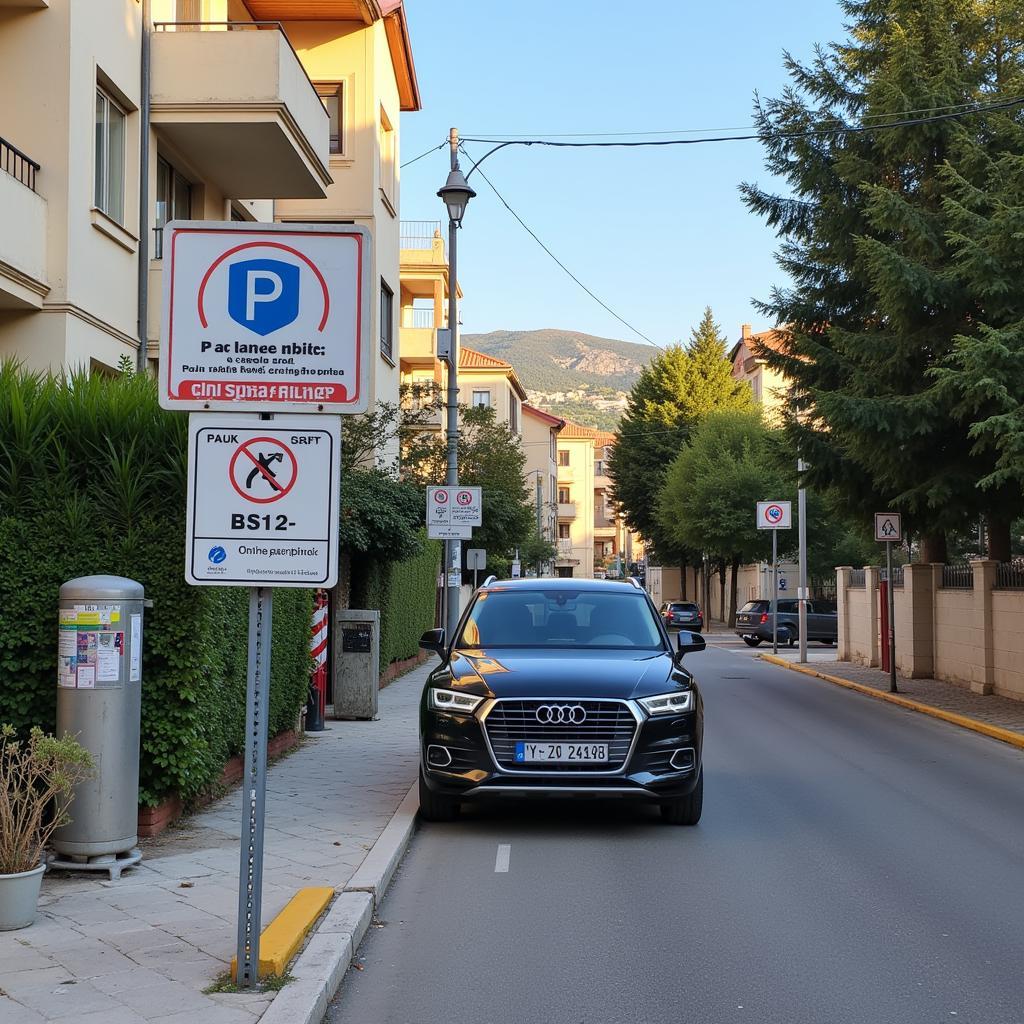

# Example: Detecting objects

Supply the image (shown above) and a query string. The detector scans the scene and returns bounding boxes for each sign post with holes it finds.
[164,221,368,990]
[874,512,903,694]
[757,501,793,655]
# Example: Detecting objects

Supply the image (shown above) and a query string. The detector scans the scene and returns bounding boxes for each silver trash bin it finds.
[52,575,145,863]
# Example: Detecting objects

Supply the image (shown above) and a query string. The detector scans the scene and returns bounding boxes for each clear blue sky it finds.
[399,0,848,350]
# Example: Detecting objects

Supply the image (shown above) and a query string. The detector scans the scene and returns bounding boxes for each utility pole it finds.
[535,473,543,578]
[797,458,808,663]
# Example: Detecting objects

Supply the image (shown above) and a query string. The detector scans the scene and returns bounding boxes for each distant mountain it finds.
[462,329,656,430]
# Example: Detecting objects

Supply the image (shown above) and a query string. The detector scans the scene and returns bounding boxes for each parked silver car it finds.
[734,599,838,647]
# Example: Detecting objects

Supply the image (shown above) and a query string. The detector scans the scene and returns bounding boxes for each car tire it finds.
[419,770,460,822]
[742,637,762,648]
[660,770,702,826]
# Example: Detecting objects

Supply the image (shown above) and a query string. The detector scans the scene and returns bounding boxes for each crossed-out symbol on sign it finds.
[456,490,473,506]
[433,489,449,504]
[765,504,784,524]
[229,437,298,504]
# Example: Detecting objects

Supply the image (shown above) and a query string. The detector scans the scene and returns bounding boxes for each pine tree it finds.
[741,0,1023,560]
[607,309,752,573]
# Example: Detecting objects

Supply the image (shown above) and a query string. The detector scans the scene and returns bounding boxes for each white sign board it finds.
[511,560,521,579]
[185,414,340,587]
[427,486,482,527]
[159,221,371,413]
[874,512,903,543]
[756,500,793,530]
[466,548,487,570]
[428,523,472,540]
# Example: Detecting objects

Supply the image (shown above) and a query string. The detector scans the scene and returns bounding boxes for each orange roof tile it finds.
[459,346,512,370]
[559,420,599,440]
[523,404,565,430]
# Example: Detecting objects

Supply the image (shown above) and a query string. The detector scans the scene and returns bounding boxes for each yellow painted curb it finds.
[759,654,1024,752]
[230,886,334,979]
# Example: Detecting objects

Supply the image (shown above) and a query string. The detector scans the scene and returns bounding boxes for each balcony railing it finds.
[402,307,435,329]
[1,135,39,192]
[400,220,443,251]
[557,502,576,519]
[557,539,574,556]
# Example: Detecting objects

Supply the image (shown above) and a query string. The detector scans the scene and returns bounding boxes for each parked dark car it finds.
[734,598,838,647]
[418,578,705,825]
[659,601,704,632]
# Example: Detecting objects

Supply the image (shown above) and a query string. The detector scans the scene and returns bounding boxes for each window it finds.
[550,433,557,461]
[95,87,126,223]
[471,390,491,409]
[594,460,605,476]
[558,449,570,467]
[316,83,343,154]
[155,157,191,258]
[380,280,394,360]
[558,523,571,539]
[558,487,570,504]
[509,395,519,432]
[379,105,395,200]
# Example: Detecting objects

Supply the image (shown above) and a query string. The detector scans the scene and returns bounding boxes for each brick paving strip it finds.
[0,661,433,1024]
[759,653,1024,748]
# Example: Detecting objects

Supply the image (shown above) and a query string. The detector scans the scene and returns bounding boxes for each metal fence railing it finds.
[995,559,1024,590]
[1,135,40,192]
[849,569,866,588]
[941,563,974,589]
[400,220,443,252]
[882,565,904,588]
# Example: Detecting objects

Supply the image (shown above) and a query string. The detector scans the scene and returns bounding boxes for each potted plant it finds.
[1,725,93,930]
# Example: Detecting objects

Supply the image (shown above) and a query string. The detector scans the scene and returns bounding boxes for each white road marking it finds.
[494,844,511,873]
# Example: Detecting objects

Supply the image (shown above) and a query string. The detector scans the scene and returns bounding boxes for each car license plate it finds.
[514,742,609,763]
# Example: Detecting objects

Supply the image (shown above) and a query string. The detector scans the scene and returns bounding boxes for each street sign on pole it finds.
[874,512,903,543]
[185,414,340,588]
[466,548,486,570]
[511,560,522,579]
[757,500,793,530]
[427,485,482,527]
[875,513,901,694]
[159,221,371,414]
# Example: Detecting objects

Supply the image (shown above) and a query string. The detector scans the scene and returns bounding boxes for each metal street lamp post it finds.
[797,458,808,663]
[437,127,476,635]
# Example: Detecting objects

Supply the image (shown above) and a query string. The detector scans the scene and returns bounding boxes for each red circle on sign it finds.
[433,489,449,504]
[229,437,298,504]
[765,503,784,523]
[456,491,472,505]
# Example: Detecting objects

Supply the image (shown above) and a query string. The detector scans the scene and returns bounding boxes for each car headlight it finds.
[429,688,484,714]
[638,690,695,715]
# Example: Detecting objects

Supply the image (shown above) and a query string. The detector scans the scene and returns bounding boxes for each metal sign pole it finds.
[797,459,808,663]
[235,586,272,987]
[886,540,898,693]
[772,529,779,655]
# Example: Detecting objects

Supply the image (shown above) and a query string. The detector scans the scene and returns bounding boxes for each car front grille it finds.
[483,699,637,772]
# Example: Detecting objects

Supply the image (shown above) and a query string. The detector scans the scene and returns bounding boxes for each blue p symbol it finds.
[228,259,300,336]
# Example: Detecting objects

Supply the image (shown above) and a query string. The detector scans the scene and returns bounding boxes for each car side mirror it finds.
[419,628,446,657]
[674,630,706,662]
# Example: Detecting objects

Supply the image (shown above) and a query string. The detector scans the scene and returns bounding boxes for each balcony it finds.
[557,466,574,483]
[557,539,574,557]
[151,23,331,199]
[399,325,438,364]
[557,502,576,519]
[400,220,445,256]
[0,136,47,309]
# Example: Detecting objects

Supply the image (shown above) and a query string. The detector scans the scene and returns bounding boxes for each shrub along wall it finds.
[0,366,311,807]
[354,534,441,672]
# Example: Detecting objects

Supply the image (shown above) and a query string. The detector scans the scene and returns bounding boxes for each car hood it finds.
[446,647,690,700]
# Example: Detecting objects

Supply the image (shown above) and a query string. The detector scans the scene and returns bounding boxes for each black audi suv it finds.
[418,577,705,825]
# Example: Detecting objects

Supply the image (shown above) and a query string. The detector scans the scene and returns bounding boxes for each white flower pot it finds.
[0,863,46,931]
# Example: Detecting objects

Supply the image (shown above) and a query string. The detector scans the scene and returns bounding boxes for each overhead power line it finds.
[461,94,1024,150]
[401,141,447,169]
[460,144,663,349]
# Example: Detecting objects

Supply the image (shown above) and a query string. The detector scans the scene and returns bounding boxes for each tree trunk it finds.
[718,559,727,626]
[987,515,1011,562]
[729,555,741,628]
[679,559,687,600]
[920,531,948,564]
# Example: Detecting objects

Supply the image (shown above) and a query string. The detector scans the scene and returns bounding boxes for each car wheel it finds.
[419,770,460,822]
[660,770,703,826]
[742,637,762,648]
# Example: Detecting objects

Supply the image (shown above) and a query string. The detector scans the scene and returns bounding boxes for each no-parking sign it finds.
[159,221,371,413]
[185,413,340,587]
[756,500,792,530]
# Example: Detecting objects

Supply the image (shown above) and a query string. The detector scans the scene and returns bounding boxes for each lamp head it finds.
[438,167,476,225]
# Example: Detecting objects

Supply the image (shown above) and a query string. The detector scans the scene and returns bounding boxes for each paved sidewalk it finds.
[0,661,430,1024]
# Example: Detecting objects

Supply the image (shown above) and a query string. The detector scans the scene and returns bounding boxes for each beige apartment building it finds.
[729,324,789,422]
[0,0,419,421]
[555,420,597,578]
[522,404,564,558]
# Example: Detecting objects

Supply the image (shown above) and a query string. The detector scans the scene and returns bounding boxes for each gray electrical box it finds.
[333,609,379,720]
[53,576,145,862]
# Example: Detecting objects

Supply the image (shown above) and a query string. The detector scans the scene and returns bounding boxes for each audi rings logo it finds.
[535,704,587,725]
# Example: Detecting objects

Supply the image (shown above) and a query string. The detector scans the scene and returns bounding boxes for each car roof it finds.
[482,577,644,593]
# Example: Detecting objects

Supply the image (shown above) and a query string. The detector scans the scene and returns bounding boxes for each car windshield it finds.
[459,589,665,650]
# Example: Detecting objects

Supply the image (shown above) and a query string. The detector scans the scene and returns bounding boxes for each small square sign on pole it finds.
[874,512,902,542]
[756,500,792,530]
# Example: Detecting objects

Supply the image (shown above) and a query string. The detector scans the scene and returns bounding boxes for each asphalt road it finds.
[326,642,1024,1024]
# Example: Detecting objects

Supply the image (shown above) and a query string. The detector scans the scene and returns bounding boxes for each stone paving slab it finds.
[0,661,430,1023]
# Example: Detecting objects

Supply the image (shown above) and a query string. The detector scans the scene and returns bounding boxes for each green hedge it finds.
[0,366,312,806]
[355,534,441,672]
